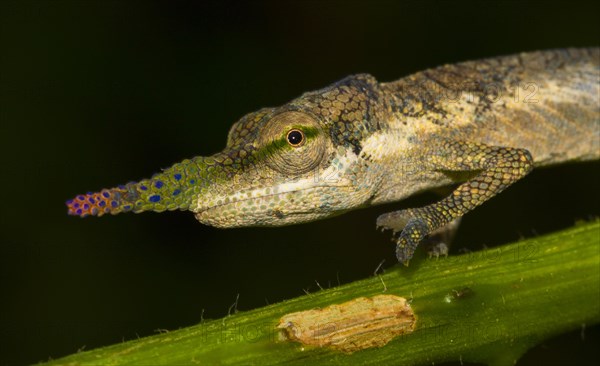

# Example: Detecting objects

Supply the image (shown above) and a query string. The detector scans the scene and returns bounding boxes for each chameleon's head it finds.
[67,74,385,227]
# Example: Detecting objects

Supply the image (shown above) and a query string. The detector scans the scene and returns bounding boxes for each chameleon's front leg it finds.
[377,139,534,265]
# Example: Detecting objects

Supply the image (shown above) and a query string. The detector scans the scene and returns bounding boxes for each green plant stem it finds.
[44,221,600,366]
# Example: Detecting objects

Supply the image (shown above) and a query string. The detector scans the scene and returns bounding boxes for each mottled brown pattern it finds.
[380,48,599,165]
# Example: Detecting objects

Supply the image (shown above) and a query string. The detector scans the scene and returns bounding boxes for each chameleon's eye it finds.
[260,111,325,175]
[286,129,305,147]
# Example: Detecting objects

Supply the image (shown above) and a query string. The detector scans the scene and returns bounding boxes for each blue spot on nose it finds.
[174,173,182,181]
[172,189,181,196]
[149,195,161,203]
[155,181,164,189]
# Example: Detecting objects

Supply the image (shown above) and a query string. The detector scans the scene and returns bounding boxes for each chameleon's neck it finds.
[378,48,600,167]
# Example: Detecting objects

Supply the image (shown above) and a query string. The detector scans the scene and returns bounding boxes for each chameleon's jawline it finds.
[194,184,354,228]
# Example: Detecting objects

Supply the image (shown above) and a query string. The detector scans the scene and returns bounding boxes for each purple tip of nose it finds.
[67,190,118,217]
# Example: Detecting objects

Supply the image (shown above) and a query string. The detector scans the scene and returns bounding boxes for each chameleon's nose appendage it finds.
[66,189,124,217]
[66,156,216,218]
[66,178,194,218]
[66,180,176,217]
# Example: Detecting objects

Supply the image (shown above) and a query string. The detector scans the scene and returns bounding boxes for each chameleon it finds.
[67,48,599,264]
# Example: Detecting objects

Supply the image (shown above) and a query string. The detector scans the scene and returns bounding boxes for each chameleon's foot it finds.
[377,210,427,265]
[378,213,461,264]
[377,211,430,265]
[394,218,429,265]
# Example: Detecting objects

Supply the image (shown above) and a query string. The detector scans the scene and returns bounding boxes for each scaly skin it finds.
[67,48,599,264]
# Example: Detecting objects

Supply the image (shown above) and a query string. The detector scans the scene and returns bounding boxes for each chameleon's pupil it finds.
[287,129,305,147]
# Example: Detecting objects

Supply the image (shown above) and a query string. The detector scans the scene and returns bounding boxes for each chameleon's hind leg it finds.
[377,139,533,265]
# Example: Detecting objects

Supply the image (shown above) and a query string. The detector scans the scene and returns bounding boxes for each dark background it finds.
[1,1,599,365]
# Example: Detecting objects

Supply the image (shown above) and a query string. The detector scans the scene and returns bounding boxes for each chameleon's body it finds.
[67,48,599,263]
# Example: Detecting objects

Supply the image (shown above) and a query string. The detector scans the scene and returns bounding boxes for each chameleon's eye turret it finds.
[258,111,327,176]
[286,129,305,147]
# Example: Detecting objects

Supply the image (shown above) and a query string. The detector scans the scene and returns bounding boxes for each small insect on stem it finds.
[277,295,416,353]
